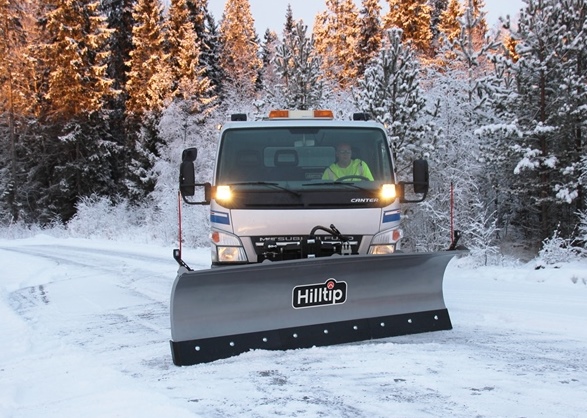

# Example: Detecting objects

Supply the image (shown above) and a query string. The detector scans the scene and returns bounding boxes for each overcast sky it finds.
[206,0,525,35]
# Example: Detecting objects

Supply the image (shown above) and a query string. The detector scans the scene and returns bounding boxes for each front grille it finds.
[250,235,363,262]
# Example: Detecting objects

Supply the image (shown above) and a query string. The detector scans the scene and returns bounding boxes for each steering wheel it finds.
[335,175,371,182]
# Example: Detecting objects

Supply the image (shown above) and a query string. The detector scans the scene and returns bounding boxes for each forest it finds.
[1,0,586,261]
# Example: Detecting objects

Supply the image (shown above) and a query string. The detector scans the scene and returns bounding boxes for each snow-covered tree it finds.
[420,0,502,250]
[166,0,211,102]
[481,0,587,245]
[467,0,489,48]
[457,0,491,71]
[185,0,207,36]
[11,0,125,223]
[258,29,282,109]
[218,0,261,101]
[283,3,295,41]
[383,0,432,55]
[126,0,170,115]
[430,0,449,47]
[357,0,383,77]
[154,101,223,246]
[185,0,223,96]
[101,0,134,99]
[124,0,173,202]
[40,0,114,121]
[0,0,34,117]
[313,0,361,89]
[467,195,500,265]
[100,0,135,203]
[0,0,36,221]
[354,29,431,167]
[274,21,323,110]
[437,0,463,46]
[551,0,587,217]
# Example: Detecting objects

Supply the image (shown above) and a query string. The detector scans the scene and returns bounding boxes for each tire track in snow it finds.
[3,243,178,373]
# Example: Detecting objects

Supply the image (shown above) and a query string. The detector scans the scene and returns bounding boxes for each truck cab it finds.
[179,110,428,266]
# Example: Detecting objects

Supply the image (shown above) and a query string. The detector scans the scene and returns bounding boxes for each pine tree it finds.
[354,29,430,164]
[167,0,200,98]
[124,0,171,202]
[40,0,114,121]
[502,34,520,62]
[456,0,490,65]
[101,0,135,201]
[383,0,432,54]
[272,6,295,108]
[259,29,282,109]
[437,0,463,46]
[468,0,488,47]
[275,21,323,109]
[357,0,383,77]
[166,0,215,120]
[430,0,449,45]
[553,0,587,218]
[185,0,223,96]
[218,0,261,101]
[284,3,295,40]
[442,0,498,93]
[185,0,207,36]
[482,0,587,245]
[125,0,170,115]
[428,0,502,249]
[0,0,35,221]
[18,0,123,223]
[101,0,134,99]
[313,0,361,90]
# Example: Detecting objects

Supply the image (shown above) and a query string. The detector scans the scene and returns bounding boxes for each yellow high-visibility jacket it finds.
[322,159,374,181]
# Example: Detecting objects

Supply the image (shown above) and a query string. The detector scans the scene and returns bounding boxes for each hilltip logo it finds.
[292,279,347,309]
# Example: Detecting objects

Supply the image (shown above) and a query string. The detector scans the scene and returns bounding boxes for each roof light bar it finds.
[268,110,334,119]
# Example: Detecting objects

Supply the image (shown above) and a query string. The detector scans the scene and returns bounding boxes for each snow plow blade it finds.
[170,252,457,366]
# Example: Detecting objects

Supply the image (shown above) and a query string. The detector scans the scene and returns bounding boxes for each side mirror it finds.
[413,159,429,195]
[179,148,197,197]
[182,148,197,162]
[178,148,210,205]
[179,160,196,197]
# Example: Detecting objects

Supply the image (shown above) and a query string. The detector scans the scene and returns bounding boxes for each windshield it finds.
[216,127,394,188]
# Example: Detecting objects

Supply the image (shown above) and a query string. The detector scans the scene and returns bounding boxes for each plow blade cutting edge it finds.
[170,251,458,366]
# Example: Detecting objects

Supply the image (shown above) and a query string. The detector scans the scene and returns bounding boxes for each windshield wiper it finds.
[228,181,301,197]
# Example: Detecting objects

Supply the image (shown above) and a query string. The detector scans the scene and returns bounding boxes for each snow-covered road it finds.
[1,236,586,417]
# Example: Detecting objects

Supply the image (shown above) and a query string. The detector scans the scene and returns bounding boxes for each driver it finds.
[322,142,374,181]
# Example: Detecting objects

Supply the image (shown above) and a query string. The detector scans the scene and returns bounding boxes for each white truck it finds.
[177,109,429,266]
[170,110,459,366]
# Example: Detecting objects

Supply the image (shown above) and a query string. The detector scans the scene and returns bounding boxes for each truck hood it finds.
[229,208,384,237]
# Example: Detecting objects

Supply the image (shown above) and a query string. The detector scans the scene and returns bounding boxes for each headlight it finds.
[211,230,248,263]
[380,184,396,200]
[369,244,396,255]
[215,185,232,201]
[368,228,402,255]
[216,246,247,262]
